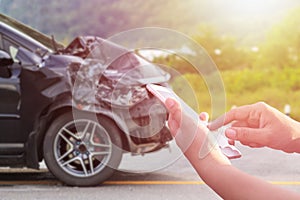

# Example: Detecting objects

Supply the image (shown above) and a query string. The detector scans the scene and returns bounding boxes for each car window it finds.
[8,46,18,62]
[2,36,19,62]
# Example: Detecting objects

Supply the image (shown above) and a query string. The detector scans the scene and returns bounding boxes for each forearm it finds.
[199,163,299,200]
[183,135,300,199]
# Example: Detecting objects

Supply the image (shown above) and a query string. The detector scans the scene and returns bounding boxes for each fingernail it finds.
[226,129,236,139]
[199,112,208,121]
[249,143,258,147]
[165,98,175,109]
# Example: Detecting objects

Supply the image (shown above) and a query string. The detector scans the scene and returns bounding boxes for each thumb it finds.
[225,127,267,145]
[165,98,180,115]
[199,112,209,123]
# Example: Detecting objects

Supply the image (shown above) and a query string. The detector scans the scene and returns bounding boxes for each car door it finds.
[0,46,22,154]
[0,70,21,139]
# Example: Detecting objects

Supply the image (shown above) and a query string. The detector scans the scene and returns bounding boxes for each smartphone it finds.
[146,83,241,159]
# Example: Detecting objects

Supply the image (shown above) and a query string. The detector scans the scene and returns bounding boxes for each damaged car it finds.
[0,13,172,186]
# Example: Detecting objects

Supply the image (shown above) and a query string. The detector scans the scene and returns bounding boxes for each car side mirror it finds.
[0,50,14,66]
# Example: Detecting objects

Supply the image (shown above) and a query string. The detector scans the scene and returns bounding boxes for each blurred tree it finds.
[255,7,300,69]
[152,53,198,75]
[193,24,248,71]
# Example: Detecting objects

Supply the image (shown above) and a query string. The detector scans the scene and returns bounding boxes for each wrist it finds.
[285,121,300,153]
[181,130,231,168]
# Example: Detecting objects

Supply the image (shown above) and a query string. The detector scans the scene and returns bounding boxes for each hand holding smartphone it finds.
[146,84,241,159]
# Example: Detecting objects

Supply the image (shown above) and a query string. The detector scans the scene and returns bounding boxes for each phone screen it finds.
[146,84,202,125]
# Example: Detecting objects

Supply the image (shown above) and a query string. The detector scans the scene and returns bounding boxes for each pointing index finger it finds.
[208,105,253,130]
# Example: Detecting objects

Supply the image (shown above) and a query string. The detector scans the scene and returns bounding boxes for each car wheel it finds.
[43,112,123,186]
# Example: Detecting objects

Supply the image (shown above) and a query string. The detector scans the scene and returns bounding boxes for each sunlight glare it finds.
[230,0,283,17]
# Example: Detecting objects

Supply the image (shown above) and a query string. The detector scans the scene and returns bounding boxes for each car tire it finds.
[43,111,123,186]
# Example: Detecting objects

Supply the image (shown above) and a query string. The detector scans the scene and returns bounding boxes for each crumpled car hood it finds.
[65,36,170,108]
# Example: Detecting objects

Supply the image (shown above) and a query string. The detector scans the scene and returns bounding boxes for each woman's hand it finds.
[209,102,300,153]
[165,98,229,160]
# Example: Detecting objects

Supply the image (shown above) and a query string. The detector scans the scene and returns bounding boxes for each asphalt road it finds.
[0,141,300,200]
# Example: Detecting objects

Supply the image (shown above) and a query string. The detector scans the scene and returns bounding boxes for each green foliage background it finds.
[2,1,300,119]
[152,6,300,120]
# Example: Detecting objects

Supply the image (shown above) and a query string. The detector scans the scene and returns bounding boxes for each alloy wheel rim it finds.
[53,119,112,177]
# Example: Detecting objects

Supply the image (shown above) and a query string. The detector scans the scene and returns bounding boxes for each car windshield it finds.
[0,13,64,51]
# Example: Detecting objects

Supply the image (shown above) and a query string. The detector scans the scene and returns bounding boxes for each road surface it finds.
[0,142,299,200]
